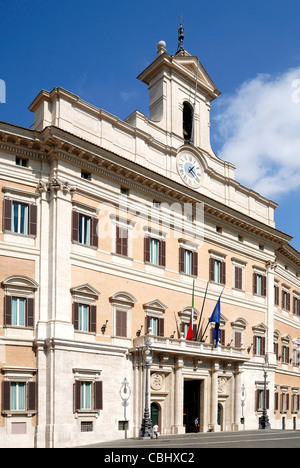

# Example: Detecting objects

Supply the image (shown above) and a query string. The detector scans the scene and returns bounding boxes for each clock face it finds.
[177,153,202,188]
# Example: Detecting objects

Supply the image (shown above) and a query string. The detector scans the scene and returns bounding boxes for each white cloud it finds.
[213,67,300,199]
[120,91,137,102]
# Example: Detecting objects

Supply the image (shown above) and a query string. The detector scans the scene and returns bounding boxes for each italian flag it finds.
[186,280,195,341]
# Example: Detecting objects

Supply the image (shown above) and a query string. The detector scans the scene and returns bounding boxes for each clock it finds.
[177,152,202,188]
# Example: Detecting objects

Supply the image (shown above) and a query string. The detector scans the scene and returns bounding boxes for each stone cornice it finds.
[0,123,294,253]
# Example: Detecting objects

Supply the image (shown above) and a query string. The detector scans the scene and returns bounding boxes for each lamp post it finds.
[241,384,246,428]
[139,337,153,438]
[120,378,131,439]
[259,354,271,430]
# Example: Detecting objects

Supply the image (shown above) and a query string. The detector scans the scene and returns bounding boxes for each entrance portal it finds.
[183,380,200,433]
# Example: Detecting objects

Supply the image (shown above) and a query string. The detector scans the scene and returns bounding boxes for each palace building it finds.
[1,30,300,448]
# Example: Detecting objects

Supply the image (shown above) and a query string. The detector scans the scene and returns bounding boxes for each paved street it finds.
[78,430,300,450]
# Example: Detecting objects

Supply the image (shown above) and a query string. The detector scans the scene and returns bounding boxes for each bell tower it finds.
[137,23,221,153]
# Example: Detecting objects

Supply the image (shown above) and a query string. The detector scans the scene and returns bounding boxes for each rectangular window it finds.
[80,382,92,410]
[78,304,89,332]
[150,317,158,335]
[255,389,269,411]
[16,157,28,167]
[116,226,128,257]
[184,250,192,275]
[253,273,266,297]
[214,260,221,283]
[234,266,243,290]
[209,258,225,284]
[254,336,265,356]
[116,309,127,337]
[12,297,26,327]
[144,237,166,267]
[79,215,91,245]
[10,382,26,411]
[74,380,103,412]
[12,202,28,235]
[150,238,159,265]
[282,291,290,311]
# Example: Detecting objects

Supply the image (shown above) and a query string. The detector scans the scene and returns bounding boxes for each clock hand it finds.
[188,166,196,177]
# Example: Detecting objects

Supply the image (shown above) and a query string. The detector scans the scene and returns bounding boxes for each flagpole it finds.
[200,287,225,342]
[196,281,209,341]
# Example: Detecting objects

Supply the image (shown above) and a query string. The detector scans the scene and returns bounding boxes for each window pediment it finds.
[2,275,39,295]
[143,299,167,316]
[71,284,100,303]
[110,291,137,308]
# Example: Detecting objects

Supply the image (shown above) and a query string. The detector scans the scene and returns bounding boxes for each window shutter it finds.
[262,276,267,297]
[274,392,279,411]
[94,381,103,410]
[287,293,291,311]
[75,380,81,411]
[235,267,242,290]
[2,381,11,411]
[235,331,242,348]
[255,390,260,411]
[220,261,226,285]
[116,309,127,337]
[3,199,12,232]
[274,286,279,306]
[28,381,37,411]
[89,305,97,334]
[29,204,37,237]
[144,236,150,263]
[286,346,290,364]
[116,226,122,255]
[159,240,166,267]
[193,324,198,341]
[220,329,225,346]
[266,390,270,410]
[192,251,198,277]
[90,217,98,248]
[158,318,164,337]
[210,328,214,345]
[253,273,257,295]
[146,315,151,333]
[209,258,215,282]
[4,295,12,326]
[73,303,79,330]
[179,247,185,273]
[286,393,290,411]
[261,337,266,356]
[274,342,279,360]
[72,211,79,242]
[26,298,34,328]
[253,336,257,355]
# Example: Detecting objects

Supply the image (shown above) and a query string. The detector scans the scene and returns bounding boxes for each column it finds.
[173,356,185,434]
[210,361,219,431]
[234,364,243,430]
[266,261,276,364]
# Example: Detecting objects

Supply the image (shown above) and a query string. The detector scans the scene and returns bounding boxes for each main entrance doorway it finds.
[183,380,201,433]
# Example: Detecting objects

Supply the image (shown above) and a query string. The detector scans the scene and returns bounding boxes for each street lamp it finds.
[241,384,247,428]
[139,337,153,438]
[120,378,131,439]
[259,354,271,430]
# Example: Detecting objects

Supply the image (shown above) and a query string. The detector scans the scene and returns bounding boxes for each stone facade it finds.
[0,39,300,448]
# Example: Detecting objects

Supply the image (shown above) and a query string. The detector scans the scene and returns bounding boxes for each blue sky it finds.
[1,0,300,250]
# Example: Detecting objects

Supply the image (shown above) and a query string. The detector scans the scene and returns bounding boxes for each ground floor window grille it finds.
[81,421,93,432]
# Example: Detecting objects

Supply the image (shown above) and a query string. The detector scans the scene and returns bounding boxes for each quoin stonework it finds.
[1,33,300,448]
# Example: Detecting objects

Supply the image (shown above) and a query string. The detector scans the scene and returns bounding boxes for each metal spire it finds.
[177,13,185,53]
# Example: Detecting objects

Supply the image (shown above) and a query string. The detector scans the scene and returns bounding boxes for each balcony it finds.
[132,333,249,364]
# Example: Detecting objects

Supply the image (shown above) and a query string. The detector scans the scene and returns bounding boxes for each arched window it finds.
[183,102,193,143]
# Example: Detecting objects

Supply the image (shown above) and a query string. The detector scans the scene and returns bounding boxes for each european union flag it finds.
[209,295,221,348]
